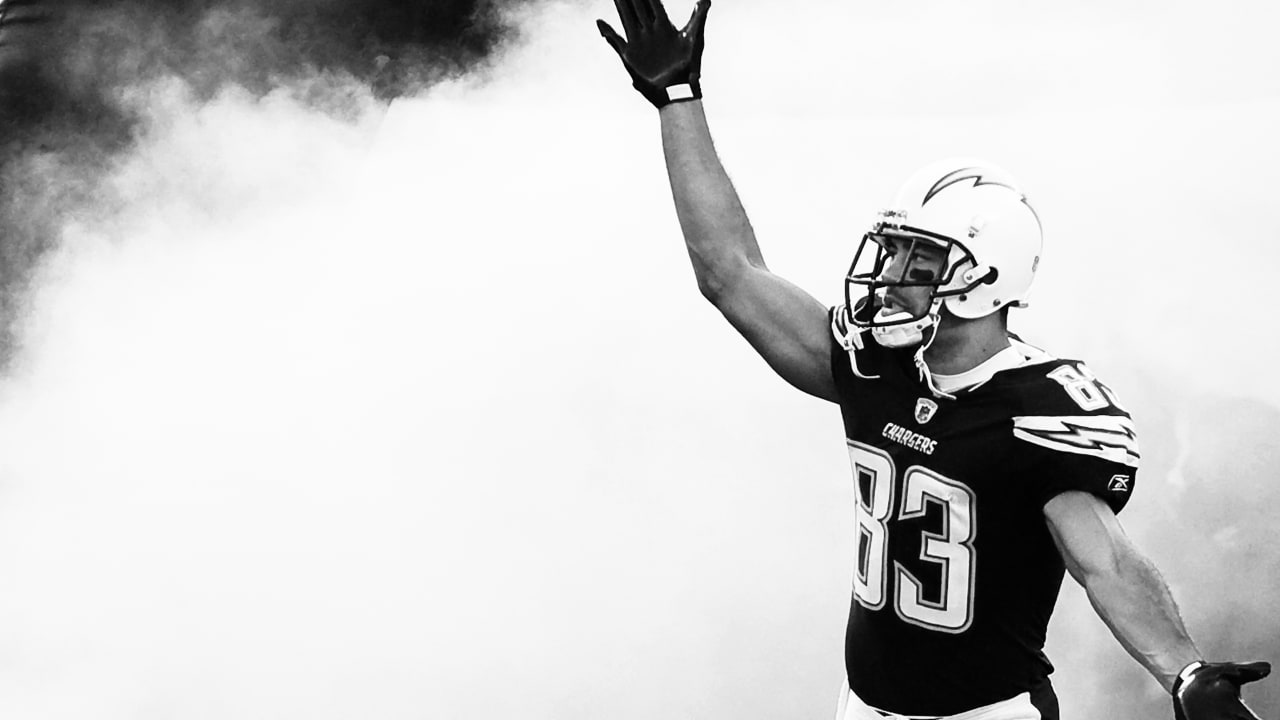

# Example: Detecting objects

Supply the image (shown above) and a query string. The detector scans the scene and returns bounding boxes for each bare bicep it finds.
[1044,491,1129,583]
[711,265,838,402]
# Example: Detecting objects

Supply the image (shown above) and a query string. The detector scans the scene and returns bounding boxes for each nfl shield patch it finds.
[914,398,938,424]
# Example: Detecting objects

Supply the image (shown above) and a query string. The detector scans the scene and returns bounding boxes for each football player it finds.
[596,1,1272,719]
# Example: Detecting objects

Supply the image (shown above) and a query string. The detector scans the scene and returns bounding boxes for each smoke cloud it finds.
[0,0,1278,719]
[0,0,531,363]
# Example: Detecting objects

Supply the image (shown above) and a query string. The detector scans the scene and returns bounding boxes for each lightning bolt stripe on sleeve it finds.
[1011,414,1140,468]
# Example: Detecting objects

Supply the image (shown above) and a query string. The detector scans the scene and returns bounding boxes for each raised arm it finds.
[659,101,836,400]
[1045,491,1271,719]
[598,0,837,402]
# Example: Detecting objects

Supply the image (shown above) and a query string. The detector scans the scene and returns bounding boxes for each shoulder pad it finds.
[1011,360,1139,468]
[1014,359,1129,414]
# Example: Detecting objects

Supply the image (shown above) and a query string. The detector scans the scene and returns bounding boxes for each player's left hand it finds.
[596,0,711,109]
[1174,661,1272,720]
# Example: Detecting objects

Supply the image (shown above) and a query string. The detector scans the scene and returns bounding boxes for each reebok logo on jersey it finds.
[914,398,938,424]
[882,422,937,455]
[1108,474,1131,492]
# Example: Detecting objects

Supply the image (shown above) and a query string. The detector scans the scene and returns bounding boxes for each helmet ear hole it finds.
[982,267,999,285]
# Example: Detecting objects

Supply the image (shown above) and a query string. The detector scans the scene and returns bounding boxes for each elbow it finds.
[693,256,754,307]
[696,271,729,304]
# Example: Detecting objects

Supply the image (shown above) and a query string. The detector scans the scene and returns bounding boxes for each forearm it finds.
[1082,545,1201,692]
[659,100,765,301]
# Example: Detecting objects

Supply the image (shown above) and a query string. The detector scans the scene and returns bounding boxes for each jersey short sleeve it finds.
[1010,360,1138,513]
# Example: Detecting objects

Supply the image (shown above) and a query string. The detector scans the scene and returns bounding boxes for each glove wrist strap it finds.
[1173,660,1206,698]
[646,79,702,108]
[664,82,699,103]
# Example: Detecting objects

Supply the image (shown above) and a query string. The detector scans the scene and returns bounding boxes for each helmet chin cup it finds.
[871,308,936,348]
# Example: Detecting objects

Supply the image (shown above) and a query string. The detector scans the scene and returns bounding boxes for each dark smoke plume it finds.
[0,0,532,366]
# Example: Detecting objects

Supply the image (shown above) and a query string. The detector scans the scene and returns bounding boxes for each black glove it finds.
[596,0,711,109]
[1174,661,1272,720]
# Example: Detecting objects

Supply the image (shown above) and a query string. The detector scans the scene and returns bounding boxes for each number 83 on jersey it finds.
[850,441,977,633]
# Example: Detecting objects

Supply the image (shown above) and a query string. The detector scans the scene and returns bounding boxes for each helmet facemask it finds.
[844,221,993,348]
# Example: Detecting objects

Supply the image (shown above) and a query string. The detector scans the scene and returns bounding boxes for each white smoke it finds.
[0,1,1277,718]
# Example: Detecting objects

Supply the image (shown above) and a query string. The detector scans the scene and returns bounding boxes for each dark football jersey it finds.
[828,306,1138,717]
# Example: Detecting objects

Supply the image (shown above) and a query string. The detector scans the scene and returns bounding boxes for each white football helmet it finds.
[844,158,1043,348]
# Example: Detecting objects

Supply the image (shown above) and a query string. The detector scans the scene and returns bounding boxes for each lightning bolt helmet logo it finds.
[922,167,1024,207]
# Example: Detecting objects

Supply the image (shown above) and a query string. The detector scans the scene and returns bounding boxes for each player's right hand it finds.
[1174,661,1272,720]
[596,0,711,109]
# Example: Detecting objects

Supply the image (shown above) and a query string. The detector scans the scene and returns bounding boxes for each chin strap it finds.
[870,299,955,400]
[870,318,930,348]
[870,304,938,349]
[913,320,956,401]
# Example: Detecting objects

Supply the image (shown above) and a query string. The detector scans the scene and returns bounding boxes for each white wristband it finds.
[665,83,696,102]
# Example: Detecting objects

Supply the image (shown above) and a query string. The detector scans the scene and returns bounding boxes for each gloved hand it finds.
[1174,661,1272,720]
[596,0,711,109]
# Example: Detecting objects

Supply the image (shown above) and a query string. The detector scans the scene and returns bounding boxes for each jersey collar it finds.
[928,345,1032,394]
